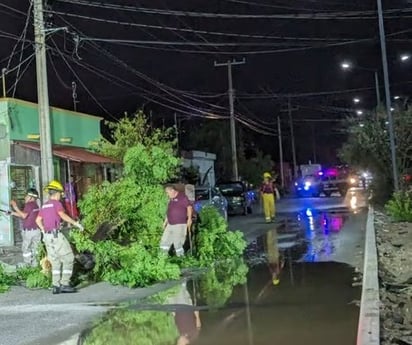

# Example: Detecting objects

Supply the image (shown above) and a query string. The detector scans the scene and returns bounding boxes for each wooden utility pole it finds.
[214,58,246,181]
[33,0,53,189]
[277,116,285,187]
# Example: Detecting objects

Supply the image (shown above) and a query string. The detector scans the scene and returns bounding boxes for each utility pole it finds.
[287,97,298,178]
[311,124,317,163]
[1,68,6,97]
[277,116,285,188]
[33,0,54,191]
[377,0,399,191]
[174,112,179,151]
[214,58,246,180]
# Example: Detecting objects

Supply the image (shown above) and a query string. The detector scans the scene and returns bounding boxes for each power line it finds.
[49,10,369,42]
[55,0,412,19]
[50,38,117,119]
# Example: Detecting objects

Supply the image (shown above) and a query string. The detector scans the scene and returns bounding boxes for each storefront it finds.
[0,98,118,246]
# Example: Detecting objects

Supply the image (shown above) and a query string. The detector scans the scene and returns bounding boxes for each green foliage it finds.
[81,309,178,345]
[198,259,248,308]
[0,264,16,293]
[72,233,180,287]
[339,108,412,203]
[95,111,176,160]
[16,266,51,289]
[385,191,412,222]
[239,149,273,186]
[194,206,247,266]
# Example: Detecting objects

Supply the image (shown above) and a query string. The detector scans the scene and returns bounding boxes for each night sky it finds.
[1,0,411,165]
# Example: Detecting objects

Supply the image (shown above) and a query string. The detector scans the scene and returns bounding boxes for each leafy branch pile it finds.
[193,206,247,266]
[70,113,247,288]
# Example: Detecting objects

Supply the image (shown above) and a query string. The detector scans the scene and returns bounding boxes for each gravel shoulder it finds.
[376,210,412,345]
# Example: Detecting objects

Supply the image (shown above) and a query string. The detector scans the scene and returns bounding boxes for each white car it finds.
[194,187,228,221]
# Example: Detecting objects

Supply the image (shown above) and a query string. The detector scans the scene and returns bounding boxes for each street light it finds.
[340,60,381,108]
[400,54,410,62]
[353,97,361,104]
[394,95,400,100]
[356,110,363,115]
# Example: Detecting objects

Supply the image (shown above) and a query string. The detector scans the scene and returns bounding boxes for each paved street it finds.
[0,191,368,345]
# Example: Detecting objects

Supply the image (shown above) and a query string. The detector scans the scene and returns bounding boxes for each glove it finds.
[74,222,84,231]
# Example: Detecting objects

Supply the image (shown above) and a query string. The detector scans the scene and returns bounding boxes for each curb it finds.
[356,206,380,345]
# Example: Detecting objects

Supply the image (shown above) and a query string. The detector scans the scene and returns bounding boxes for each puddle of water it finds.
[77,257,360,345]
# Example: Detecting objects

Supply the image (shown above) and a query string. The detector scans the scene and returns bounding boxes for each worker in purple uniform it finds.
[161,184,193,256]
[36,180,84,294]
[10,189,41,267]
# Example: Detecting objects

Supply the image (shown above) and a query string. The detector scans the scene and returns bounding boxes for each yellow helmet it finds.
[44,180,64,192]
[263,172,271,179]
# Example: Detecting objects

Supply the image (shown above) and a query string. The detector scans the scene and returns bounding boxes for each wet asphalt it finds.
[0,190,368,345]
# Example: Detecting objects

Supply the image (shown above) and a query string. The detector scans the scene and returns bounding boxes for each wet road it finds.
[75,190,367,345]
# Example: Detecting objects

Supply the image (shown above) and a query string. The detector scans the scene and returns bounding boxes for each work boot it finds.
[52,286,60,294]
[60,285,77,293]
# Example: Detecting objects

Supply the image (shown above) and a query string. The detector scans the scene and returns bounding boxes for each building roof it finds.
[16,141,119,164]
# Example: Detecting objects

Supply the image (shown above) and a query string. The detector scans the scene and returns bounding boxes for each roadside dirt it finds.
[376,210,412,345]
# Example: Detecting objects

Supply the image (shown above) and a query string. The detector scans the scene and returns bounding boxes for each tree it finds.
[95,111,176,160]
[339,107,412,202]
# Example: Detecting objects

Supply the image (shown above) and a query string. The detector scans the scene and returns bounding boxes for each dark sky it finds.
[1,0,412,164]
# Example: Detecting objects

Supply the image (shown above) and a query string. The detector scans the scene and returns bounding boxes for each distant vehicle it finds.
[294,174,323,197]
[194,186,228,220]
[217,181,253,215]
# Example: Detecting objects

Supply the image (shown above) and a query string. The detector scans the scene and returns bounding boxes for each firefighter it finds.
[10,189,41,267]
[35,180,84,294]
[260,172,276,223]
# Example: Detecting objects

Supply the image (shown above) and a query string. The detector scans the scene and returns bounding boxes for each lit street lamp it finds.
[353,97,361,104]
[356,110,363,115]
[340,60,381,108]
[401,54,410,62]
[394,95,400,100]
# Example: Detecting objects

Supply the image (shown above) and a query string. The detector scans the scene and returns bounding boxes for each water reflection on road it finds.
[78,260,360,345]
[77,190,366,345]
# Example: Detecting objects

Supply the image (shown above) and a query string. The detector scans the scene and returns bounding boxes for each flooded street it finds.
[77,193,366,345]
[78,261,360,345]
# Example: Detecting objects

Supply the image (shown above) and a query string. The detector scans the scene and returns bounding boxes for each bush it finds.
[16,266,51,289]
[0,265,16,293]
[385,191,412,222]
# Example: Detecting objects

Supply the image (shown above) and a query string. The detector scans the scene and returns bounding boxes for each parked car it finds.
[193,186,228,220]
[217,181,252,215]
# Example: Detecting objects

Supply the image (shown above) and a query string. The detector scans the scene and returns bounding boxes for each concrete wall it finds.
[183,151,216,186]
